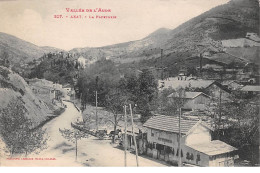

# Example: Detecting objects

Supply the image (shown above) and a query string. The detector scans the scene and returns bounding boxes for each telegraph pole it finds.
[178,107,182,167]
[161,49,163,80]
[124,105,127,167]
[95,90,98,131]
[95,76,99,131]
[75,131,78,161]
[129,104,139,167]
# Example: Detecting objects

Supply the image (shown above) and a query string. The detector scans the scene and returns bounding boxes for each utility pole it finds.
[199,53,203,77]
[95,90,98,131]
[161,49,163,80]
[178,107,182,167]
[129,104,139,167]
[75,131,78,162]
[218,71,223,136]
[124,105,127,167]
[95,76,99,131]
[80,93,82,107]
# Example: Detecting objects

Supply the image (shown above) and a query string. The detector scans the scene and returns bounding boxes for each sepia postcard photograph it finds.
[0,0,259,167]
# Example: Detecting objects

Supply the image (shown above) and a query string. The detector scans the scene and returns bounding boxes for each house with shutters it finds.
[143,115,238,167]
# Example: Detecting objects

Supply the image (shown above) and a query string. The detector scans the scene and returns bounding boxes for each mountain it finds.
[0,0,258,73]
[68,27,172,64]
[0,32,63,66]
[69,0,259,69]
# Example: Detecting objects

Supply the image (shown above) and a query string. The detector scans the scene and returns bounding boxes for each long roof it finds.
[240,85,260,92]
[143,115,201,134]
[159,77,215,90]
[168,91,209,99]
[204,52,248,65]
[187,140,237,156]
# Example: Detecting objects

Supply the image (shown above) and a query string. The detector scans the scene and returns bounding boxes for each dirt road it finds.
[1,101,167,167]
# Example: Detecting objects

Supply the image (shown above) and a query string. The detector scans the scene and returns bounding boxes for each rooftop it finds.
[143,115,204,134]
[158,77,215,90]
[221,38,260,47]
[240,85,260,92]
[204,52,249,65]
[187,140,237,156]
[63,84,72,88]
[168,91,209,99]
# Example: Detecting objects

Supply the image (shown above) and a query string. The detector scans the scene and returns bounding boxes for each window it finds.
[186,152,190,160]
[190,153,194,160]
[196,154,201,164]
[165,146,172,154]
[172,148,175,155]
[151,129,154,137]
[153,142,156,149]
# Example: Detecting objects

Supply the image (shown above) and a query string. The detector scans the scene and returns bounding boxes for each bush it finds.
[0,99,48,155]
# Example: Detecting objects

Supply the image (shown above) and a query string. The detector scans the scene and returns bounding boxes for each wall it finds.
[183,95,210,111]
[185,125,211,145]
[182,145,210,167]
[146,126,212,166]
[147,128,179,148]
[146,131,210,166]
[208,153,235,167]
[205,84,230,101]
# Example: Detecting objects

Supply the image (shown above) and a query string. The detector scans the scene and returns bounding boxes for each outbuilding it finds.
[168,91,210,111]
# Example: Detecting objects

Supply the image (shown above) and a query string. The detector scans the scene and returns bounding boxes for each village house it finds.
[221,80,244,91]
[245,32,260,42]
[62,84,72,94]
[221,37,260,48]
[203,82,232,102]
[167,91,211,111]
[27,78,64,101]
[143,115,238,167]
[240,85,260,98]
[62,84,74,100]
[53,83,63,90]
[158,77,215,91]
[77,56,87,68]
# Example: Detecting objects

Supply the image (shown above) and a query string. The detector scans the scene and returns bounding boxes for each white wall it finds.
[147,128,179,147]
[185,124,211,146]
[181,95,210,111]
[208,153,235,167]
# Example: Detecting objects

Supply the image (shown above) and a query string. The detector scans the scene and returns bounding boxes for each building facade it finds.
[143,115,238,167]
[168,92,211,111]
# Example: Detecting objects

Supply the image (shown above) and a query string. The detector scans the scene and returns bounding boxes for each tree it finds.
[136,69,158,122]
[208,92,259,165]
[59,127,88,161]
[0,98,48,156]
[157,87,186,116]
[75,59,121,109]
[157,87,175,115]
[104,88,128,143]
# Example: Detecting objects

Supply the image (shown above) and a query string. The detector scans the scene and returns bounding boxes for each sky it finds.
[0,0,230,50]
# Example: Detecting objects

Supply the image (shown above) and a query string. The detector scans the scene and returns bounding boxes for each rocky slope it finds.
[0,66,52,126]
